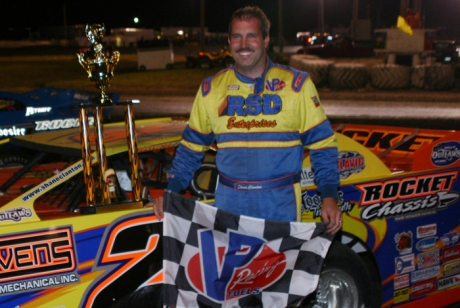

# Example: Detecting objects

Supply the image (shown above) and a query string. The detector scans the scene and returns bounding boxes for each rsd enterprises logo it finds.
[431,141,460,167]
[185,230,286,302]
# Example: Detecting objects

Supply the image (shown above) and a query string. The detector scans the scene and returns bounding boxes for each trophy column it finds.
[76,23,143,213]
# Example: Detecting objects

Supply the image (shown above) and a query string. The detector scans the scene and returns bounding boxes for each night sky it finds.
[1,0,460,40]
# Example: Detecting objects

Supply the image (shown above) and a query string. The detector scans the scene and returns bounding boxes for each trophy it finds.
[77,24,120,104]
[76,24,141,212]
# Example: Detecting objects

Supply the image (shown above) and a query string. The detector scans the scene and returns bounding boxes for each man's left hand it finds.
[321,197,342,234]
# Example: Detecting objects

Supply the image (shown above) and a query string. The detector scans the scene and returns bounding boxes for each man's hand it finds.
[146,196,164,220]
[321,197,342,234]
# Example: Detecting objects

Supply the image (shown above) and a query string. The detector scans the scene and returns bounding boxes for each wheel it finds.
[299,59,334,88]
[0,152,31,167]
[424,64,454,90]
[300,241,376,308]
[370,64,410,89]
[186,58,197,68]
[328,63,369,89]
[139,65,146,72]
[110,285,163,308]
[199,58,213,69]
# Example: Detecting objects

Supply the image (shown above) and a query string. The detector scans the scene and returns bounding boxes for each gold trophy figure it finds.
[77,24,120,104]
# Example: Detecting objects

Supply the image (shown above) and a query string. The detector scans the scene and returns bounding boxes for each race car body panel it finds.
[0,120,459,307]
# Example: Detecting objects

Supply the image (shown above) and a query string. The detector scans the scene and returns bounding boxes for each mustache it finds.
[236,48,254,53]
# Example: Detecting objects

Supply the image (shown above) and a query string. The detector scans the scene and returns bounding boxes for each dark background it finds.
[1,0,460,41]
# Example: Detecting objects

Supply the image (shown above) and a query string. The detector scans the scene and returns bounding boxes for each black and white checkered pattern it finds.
[163,191,334,308]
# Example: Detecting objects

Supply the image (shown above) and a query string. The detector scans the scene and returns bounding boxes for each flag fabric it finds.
[162,191,335,308]
[397,15,413,36]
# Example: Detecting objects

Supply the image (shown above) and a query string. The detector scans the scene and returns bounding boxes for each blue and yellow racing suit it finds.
[167,58,339,222]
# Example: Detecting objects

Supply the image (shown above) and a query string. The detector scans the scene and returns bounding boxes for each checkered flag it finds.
[163,191,335,308]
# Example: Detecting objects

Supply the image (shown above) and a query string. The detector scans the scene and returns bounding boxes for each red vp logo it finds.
[186,230,287,302]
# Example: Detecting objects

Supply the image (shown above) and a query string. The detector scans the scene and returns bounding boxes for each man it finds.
[153,6,341,234]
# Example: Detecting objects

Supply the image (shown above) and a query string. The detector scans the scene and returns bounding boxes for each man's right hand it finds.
[149,196,164,220]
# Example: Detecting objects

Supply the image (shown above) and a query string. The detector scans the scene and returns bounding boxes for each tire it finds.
[370,64,410,89]
[289,54,320,69]
[299,59,334,88]
[411,65,426,89]
[110,285,163,308]
[185,58,197,69]
[328,63,369,89]
[139,65,146,72]
[424,64,454,90]
[199,58,213,69]
[300,241,376,308]
[0,152,31,167]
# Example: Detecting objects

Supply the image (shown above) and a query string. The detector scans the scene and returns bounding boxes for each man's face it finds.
[228,17,269,78]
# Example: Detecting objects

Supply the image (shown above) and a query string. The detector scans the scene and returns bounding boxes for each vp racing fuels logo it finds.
[186,230,286,301]
[356,171,459,221]
[431,141,460,167]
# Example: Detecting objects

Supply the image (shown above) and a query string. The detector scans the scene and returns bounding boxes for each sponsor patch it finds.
[265,78,285,91]
[227,85,239,90]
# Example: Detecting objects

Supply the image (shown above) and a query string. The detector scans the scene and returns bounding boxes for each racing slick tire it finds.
[424,64,454,90]
[110,284,163,308]
[300,241,375,308]
[328,63,369,89]
[370,64,410,89]
[299,59,334,88]
[0,152,31,167]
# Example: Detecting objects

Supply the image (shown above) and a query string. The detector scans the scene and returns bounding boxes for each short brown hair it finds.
[228,6,271,39]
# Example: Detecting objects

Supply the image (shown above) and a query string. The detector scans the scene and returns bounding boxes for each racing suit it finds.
[166,58,339,222]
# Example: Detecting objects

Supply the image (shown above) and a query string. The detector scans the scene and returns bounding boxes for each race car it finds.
[0,112,460,307]
[0,86,118,167]
[0,86,118,137]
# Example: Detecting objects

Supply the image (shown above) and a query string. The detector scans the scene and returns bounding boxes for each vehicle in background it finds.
[297,36,374,58]
[185,47,233,69]
[432,40,459,63]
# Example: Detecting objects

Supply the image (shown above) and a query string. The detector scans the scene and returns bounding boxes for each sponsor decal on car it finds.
[25,107,52,116]
[416,237,438,251]
[394,274,410,290]
[0,126,26,137]
[0,207,32,223]
[411,278,436,298]
[431,141,460,167]
[35,116,95,131]
[302,190,354,218]
[357,171,459,221]
[338,151,365,179]
[0,226,79,295]
[394,287,410,304]
[441,231,460,247]
[395,231,413,254]
[438,274,460,290]
[443,245,460,261]
[395,254,415,275]
[417,223,437,238]
[411,265,440,283]
[443,259,460,276]
[417,250,439,269]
